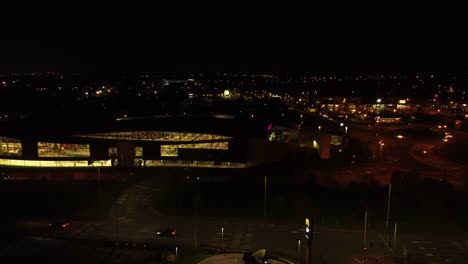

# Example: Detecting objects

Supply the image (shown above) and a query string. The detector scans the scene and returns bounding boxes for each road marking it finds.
[135,185,160,191]
[208,243,227,247]
[423,253,434,257]
[216,232,232,236]
[450,241,463,250]
[418,246,437,250]
[215,238,232,241]
[352,257,363,264]
[411,240,432,244]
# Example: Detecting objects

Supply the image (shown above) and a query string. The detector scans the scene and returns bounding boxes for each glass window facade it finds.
[0,158,245,168]
[109,147,117,157]
[75,131,232,142]
[0,136,22,156]
[161,142,228,157]
[0,158,111,167]
[161,145,178,157]
[178,142,228,150]
[135,147,143,157]
[38,142,90,157]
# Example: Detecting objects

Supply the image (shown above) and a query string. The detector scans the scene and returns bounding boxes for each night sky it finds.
[1,3,467,73]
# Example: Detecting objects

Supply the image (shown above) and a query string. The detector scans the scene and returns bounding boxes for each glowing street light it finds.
[379,141,384,160]
[297,239,301,264]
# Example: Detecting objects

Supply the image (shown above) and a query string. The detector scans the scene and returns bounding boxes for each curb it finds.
[200,249,295,264]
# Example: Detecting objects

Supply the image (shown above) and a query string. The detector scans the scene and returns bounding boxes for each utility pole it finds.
[305,217,313,264]
[115,205,120,241]
[221,227,224,253]
[386,184,392,229]
[379,141,384,160]
[264,175,267,219]
[306,239,312,264]
[297,239,301,264]
[97,167,102,206]
[363,208,368,248]
[194,178,199,249]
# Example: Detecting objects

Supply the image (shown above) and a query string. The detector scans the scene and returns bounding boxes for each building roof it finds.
[0,115,266,142]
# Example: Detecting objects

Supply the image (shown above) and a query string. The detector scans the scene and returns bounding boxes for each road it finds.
[13,177,468,264]
[335,122,468,190]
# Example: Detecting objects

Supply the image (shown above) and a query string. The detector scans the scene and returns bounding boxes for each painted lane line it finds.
[352,257,363,264]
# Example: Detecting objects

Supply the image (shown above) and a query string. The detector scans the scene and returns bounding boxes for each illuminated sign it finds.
[224,90,230,97]
[399,100,406,104]
[305,217,310,227]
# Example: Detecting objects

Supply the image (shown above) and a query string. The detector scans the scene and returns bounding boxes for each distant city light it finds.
[376,98,382,103]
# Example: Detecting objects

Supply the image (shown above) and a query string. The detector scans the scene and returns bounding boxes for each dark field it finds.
[152,166,468,233]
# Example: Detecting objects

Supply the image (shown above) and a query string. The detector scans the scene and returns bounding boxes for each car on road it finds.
[156,228,176,237]
[0,172,10,181]
[394,134,407,139]
[48,220,71,229]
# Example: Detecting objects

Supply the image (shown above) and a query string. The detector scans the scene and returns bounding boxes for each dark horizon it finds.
[1,4,467,74]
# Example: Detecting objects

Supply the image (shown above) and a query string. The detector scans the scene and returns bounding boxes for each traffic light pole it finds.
[306,238,312,264]
[305,217,313,264]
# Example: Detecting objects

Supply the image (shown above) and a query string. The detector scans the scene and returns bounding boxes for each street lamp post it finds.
[386,183,392,229]
[264,175,267,219]
[97,167,102,206]
[305,217,313,264]
[363,208,368,248]
[221,227,224,252]
[297,239,301,264]
[115,205,120,241]
[379,141,384,160]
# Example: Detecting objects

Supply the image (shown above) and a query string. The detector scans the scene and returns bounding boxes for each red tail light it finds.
[171,230,176,235]
[62,223,70,228]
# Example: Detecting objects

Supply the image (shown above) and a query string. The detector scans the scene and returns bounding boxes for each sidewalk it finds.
[198,253,291,264]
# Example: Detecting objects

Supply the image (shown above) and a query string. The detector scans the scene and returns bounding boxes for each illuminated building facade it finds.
[0,117,250,168]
